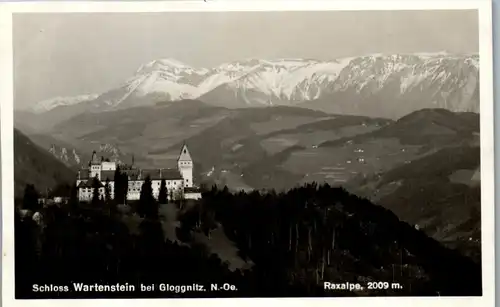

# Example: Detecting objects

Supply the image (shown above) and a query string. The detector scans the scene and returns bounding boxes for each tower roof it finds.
[90,150,101,165]
[178,144,192,162]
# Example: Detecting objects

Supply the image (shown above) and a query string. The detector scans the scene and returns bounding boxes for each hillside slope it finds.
[346,145,481,262]
[179,184,482,296]
[14,128,75,199]
[233,108,477,191]
[29,105,479,194]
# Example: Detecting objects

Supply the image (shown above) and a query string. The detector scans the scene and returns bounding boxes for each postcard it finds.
[0,1,494,307]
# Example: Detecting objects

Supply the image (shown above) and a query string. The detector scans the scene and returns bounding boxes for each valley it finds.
[15,100,480,195]
[14,99,481,263]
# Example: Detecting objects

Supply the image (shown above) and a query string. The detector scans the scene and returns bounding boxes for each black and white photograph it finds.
[1,1,495,306]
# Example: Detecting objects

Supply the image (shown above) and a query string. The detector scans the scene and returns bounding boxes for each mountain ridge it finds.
[22,53,479,121]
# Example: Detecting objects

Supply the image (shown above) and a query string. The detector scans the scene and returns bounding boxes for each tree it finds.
[158,179,168,204]
[177,188,186,210]
[114,166,130,205]
[139,176,157,219]
[49,183,71,198]
[69,183,79,214]
[121,172,129,205]
[23,184,40,212]
[104,178,114,214]
[104,178,111,201]
[114,165,123,204]
[91,176,101,206]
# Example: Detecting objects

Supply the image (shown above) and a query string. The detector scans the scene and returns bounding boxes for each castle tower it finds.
[89,150,102,180]
[91,151,98,164]
[177,144,193,187]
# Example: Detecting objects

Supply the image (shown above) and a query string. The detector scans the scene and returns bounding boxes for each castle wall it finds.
[78,145,194,203]
[124,179,184,201]
[178,160,193,187]
[185,192,202,200]
[78,187,105,201]
[151,179,184,201]
[90,164,101,180]
[101,162,117,171]
[78,179,190,202]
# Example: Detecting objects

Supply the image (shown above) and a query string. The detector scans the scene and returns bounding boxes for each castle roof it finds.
[77,180,104,188]
[122,169,141,180]
[78,168,183,181]
[90,151,100,165]
[77,181,89,188]
[101,171,115,181]
[78,169,90,179]
[141,168,183,180]
[78,146,189,182]
[178,144,192,162]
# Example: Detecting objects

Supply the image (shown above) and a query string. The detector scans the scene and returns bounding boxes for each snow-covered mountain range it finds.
[28,53,480,118]
[32,94,100,113]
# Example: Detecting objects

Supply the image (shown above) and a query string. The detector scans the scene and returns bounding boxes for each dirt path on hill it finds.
[158,203,253,272]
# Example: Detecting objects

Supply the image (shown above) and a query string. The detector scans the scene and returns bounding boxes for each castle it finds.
[76,144,201,202]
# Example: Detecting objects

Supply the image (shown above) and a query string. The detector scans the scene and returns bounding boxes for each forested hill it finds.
[15,183,481,298]
[13,128,75,199]
[180,184,482,296]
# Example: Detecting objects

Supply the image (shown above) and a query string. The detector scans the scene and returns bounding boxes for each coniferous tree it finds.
[104,178,113,214]
[49,183,72,199]
[91,176,101,206]
[15,209,39,294]
[122,172,129,204]
[139,176,157,219]
[113,166,129,205]
[69,183,79,214]
[158,179,168,204]
[23,184,40,212]
[114,165,123,204]
[105,178,111,201]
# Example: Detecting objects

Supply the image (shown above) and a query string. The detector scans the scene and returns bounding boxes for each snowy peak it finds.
[32,94,99,113]
[135,58,209,76]
[112,58,210,105]
[31,53,479,118]
[196,58,353,102]
[333,53,479,94]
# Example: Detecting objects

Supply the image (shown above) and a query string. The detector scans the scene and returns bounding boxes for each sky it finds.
[13,10,479,110]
